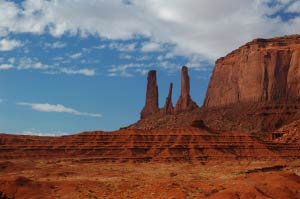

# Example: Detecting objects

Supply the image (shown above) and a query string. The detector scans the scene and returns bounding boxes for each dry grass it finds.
[0,159,299,199]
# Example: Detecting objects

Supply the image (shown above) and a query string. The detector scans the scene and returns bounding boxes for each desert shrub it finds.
[0,191,10,199]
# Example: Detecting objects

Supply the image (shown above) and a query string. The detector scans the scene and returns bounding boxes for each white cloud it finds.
[108,62,157,77]
[60,68,96,76]
[8,57,15,64]
[44,41,66,49]
[70,53,82,59]
[17,102,102,117]
[141,42,163,52]
[94,44,107,49]
[136,55,151,61]
[108,42,136,51]
[2,57,96,76]
[53,56,64,61]
[11,129,71,136]
[286,1,300,13]
[120,54,133,60]
[135,68,148,75]
[0,39,22,51]
[0,0,300,61]
[17,58,49,70]
[0,64,14,70]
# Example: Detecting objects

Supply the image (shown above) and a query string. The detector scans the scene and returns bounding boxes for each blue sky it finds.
[0,0,299,135]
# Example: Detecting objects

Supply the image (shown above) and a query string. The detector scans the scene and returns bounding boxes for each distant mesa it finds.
[140,66,198,119]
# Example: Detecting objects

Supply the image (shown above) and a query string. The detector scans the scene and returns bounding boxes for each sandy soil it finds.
[0,159,300,199]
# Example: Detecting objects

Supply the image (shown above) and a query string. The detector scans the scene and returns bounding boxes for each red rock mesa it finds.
[204,35,300,107]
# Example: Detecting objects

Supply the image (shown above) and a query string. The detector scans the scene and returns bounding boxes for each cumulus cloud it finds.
[10,129,71,136]
[108,62,159,77]
[0,0,300,61]
[108,42,136,51]
[17,58,49,70]
[0,64,14,70]
[286,1,300,13]
[44,41,66,49]
[141,42,163,52]
[8,57,15,64]
[69,52,82,59]
[0,39,23,51]
[60,68,96,76]
[2,56,97,76]
[17,102,102,117]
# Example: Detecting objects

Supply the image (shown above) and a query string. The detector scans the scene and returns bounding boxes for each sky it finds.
[0,0,300,135]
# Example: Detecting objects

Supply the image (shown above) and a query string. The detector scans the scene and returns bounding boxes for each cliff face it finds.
[204,35,300,107]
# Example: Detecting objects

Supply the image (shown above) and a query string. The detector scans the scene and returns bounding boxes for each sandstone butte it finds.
[204,35,300,107]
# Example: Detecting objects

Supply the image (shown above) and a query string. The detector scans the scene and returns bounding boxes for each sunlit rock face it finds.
[204,35,300,107]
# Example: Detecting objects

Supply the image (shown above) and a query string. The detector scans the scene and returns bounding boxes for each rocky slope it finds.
[273,120,300,144]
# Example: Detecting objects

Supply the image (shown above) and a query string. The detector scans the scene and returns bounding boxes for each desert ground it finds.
[0,159,300,199]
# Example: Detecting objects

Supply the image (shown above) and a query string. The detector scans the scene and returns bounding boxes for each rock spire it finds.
[141,70,159,119]
[163,83,174,114]
[175,66,198,112]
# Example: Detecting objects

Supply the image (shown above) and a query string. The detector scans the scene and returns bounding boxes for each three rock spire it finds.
[140,66,198,119]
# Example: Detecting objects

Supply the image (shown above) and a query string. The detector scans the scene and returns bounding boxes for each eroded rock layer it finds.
[204,35,300,107]
[0,129,299,162]
[274,120,300,144]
